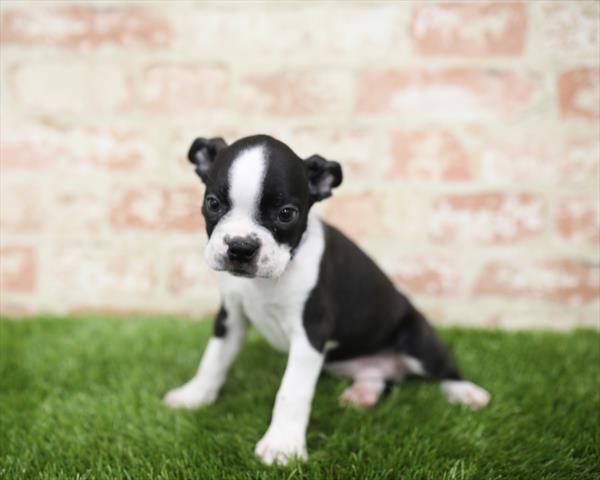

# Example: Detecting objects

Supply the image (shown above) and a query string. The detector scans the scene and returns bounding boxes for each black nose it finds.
[226,236,260,262]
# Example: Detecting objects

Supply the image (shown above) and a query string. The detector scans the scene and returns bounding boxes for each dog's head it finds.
[188,135,342,279]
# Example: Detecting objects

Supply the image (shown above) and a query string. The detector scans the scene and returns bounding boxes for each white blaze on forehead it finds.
[228,146,267,217]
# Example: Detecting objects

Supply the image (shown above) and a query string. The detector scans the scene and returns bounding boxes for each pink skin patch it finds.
[340,379,386,408]
[325,352,424,408]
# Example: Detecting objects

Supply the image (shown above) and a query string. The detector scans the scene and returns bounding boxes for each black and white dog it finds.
[164,135,491,465]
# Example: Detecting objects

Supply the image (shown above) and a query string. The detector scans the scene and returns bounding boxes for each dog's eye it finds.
[277,206,299,224]
[205,195,221,214]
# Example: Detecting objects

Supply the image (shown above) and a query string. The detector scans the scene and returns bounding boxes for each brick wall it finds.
[1,1,598,329]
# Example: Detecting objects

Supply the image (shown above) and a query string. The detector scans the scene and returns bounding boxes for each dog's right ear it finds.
[187,137,227,183]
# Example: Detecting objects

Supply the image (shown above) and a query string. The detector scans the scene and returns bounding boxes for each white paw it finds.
[441,380,491,411]
[255,428,308,466]
[163,382,217,410]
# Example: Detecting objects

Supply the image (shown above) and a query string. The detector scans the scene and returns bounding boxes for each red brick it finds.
[239,71,353,116]
[389,130,473,181]
[430,193,545,244]
[474,260,600,305]
[478,131,600,184]
[142,64,230,113]
[558,68,600,121]
[8,64,132,115]
[410,2,527,56]
[167,247,218,297]
[540,2,600,56]
[0,5,171,49]
[554,197,600,245]
[0,183,43,233]
[110,186,204,233]
[0,124,154,172]
[356,69,540,121]
[0,246,37,293]
[49,246,158,299]
[387,256,462,297]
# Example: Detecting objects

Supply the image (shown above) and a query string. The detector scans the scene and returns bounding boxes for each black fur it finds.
[302,224,461,381]
[213,305,228,338]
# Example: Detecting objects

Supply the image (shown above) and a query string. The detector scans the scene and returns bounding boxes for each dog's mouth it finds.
[221,259,258,278]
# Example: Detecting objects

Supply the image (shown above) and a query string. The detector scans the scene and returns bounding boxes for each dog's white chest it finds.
[243,294,294,352]
[219,278,301,353]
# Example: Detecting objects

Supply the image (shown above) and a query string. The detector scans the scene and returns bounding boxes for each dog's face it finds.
[188,135,342,279]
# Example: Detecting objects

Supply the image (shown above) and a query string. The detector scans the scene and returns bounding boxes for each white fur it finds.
[441,380,491,410]
[204,145,292,279]
[255,331,324,465]
[402,355,426,376]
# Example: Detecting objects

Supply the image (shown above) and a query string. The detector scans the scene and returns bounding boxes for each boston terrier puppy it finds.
[164,135,491,465]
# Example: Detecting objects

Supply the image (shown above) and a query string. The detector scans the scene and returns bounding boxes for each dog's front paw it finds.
[255,428,308,466]
[163,382,217,410]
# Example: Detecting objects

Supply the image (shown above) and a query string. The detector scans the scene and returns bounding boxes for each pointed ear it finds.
[187,137,227,183]
[305,154,343,202]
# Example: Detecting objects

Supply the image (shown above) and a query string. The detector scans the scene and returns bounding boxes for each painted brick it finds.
[410,2,527,56]
[48,246,158,300]
[558,68,600,121]
[8,63,132,115]
[167,246,218,298]
[479,132,600,184]
[142,64,231,113]
[48,190,108,234]
[539,2,600,57]
[0,246,37,293]
[356,69,540,121]
[389,130,473,181]
[0,183,43,233]
[177,5,399,57]
[430,193,545,244]
[554,197,600,245]
[238,71,353,116]
[474,260,600,305]
[386,256,462,297]
[325,191,428,241]
[110,185,204,233]
[290,128,384,181]
[0,124,155,172]
[0,5,172,50]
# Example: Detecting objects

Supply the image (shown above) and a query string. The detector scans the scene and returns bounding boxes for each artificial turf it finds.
[0,316,598,480]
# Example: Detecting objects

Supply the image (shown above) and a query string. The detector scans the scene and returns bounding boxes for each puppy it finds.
[164,135,491,465]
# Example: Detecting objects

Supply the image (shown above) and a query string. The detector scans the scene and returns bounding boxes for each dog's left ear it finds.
[305,154,343,202]
[187,137,228,183]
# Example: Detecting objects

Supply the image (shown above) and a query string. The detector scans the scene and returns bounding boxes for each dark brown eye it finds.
[277,206,298,224]
[206,195,221,214]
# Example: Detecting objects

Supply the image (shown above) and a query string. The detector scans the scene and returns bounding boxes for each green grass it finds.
[0,316,598,480]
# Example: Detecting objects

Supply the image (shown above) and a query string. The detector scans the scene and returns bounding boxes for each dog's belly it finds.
[324,352,425,381]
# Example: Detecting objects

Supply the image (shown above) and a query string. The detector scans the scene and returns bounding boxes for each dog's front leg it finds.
[164,304,247,409]
[255,332,324,465]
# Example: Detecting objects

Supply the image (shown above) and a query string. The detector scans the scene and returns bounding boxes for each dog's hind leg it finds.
[326,353,406,408]
[396,307,491,411]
